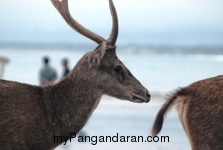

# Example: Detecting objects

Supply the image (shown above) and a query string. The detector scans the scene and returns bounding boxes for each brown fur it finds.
[0,0,150,149]
[151,75,223,149]
[0,44,149,150]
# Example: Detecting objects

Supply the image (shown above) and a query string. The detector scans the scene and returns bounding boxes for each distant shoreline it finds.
[0,42,223,55]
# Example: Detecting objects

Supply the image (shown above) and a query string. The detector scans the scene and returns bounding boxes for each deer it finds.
[0,0,150,149]
[151,75,223,150]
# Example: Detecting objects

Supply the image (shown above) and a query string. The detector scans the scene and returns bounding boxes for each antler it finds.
[107,0,119,46]
[50,0,105,44]
[51,0,119,46]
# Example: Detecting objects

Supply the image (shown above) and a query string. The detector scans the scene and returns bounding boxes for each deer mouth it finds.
[130,93,150,103]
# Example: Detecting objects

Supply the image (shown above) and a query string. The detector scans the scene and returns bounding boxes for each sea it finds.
[1,43,223,150]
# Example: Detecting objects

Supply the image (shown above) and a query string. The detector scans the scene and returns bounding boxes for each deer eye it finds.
[114,65,122,72]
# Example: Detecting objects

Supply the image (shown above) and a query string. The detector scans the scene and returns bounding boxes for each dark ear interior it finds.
[104,46,116,57]
[89,42,117,68]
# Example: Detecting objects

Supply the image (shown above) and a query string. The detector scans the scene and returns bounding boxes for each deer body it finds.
[0,0,150,149]
[1,66,102,149]
[151,75,223,150]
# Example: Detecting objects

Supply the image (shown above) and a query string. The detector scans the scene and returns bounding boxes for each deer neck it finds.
[43,72,102,138]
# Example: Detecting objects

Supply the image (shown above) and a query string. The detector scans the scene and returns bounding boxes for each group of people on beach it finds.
[39,56,70,86]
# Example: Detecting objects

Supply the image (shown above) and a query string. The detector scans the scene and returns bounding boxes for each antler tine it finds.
[107,0,119,46]
[50,0,105,44]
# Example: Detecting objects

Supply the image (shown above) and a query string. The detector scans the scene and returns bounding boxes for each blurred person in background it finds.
[40,56,57,86]
[62,58,70,77]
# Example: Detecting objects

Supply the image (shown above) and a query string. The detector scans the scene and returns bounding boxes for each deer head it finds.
[51,0,150,103]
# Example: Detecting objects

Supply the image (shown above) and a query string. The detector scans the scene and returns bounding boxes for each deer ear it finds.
[94,41,107,59]
[88,41,115,67]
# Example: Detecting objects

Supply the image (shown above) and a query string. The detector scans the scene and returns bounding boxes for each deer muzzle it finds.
[130,91,150,103]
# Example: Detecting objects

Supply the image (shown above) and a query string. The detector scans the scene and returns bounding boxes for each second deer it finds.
[151,75,223,150]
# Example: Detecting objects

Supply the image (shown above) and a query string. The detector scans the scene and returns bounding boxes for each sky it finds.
[0,0,223,46]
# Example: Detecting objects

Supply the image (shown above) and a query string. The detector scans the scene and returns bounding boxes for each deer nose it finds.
[146,91,151,102]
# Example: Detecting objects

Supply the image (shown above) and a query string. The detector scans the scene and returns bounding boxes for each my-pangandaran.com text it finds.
[54,133,169,145]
